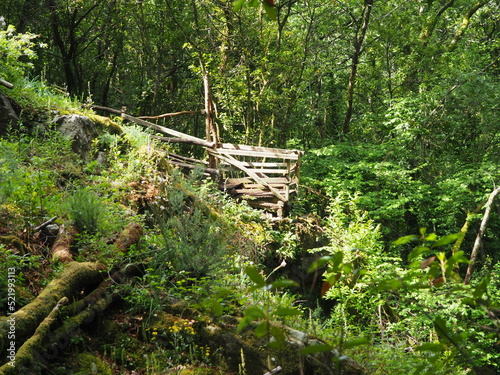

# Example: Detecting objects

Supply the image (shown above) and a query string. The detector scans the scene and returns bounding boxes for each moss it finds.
[70,352,112,375]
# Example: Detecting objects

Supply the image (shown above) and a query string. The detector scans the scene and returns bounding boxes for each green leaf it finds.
[244,306,266,320]
[408,246,430,262]
[431,233,463,248]
[211,300,224,316]
[245,266,266,288]
[343,336,370,349]
[415,343,446,352]
[263,3,277,20]
[392,235,419,246]
[308,255,335,273]
[274,306,302,317]
[268,279,299,290]
[376,278,403,291]
[233,0,246,11]
[300,344,332,355]
[255,321,270,337]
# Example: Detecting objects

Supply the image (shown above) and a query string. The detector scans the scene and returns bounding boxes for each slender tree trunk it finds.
[448,1,489,52]
[342,0,373,136]
[464,186,500,285]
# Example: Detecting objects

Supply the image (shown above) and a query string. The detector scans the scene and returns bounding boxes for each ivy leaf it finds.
[267,279,299,290]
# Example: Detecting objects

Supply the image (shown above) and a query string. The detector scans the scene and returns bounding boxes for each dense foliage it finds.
[1,0,499,373]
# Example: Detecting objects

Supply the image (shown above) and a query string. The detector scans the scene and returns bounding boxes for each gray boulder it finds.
[0,94,19,136]
[52,114,98,159]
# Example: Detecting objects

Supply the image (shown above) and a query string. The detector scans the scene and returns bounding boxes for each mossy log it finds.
[0,262,106,356]
[0,297,68,375]
[113,222,143,253]
[51,224,78,262]
[0,263,143,372]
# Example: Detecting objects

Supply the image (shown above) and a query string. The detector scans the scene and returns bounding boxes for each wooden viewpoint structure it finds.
[118,113,303,216]
[91,105,303,216]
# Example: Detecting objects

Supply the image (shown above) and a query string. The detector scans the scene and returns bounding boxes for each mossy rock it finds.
[69,352,112,375]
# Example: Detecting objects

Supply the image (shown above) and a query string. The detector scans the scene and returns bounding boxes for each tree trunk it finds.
[342,0,373,136]
[464,187,500,285]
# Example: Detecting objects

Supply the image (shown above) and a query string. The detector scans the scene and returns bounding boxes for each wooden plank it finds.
[225,177,291,184]
[123,114,214,148]
[213,148,300,160]
[212,152,287,202]
[218,161,290,168]
[221,143,304,156]
[221,166,290,175]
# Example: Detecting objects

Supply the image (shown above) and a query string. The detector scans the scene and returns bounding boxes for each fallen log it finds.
[0,297,68,375]
[51,224,78,262]
[113,222,143,253]
[0,262,106,357]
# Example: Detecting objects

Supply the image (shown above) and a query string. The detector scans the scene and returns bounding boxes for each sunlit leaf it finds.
[408,246,430,262]
[245,266,266,288]
[263,3,277,20]
[392,235,419,246]
[343,336,370,349]
[431,233,463,248]
[233,0,246,11]
[308,255,335,273]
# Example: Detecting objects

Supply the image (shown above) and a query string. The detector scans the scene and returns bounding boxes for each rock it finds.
[52,114,98,159]
[0,94,19,136]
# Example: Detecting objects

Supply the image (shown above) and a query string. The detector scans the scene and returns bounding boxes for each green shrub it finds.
[67,187,104,234]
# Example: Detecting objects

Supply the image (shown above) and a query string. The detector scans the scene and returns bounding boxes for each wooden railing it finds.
[91,108,303,216]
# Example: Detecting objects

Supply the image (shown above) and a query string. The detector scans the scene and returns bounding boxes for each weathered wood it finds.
[34,216,57,232]
[139,110,202,119]
[167,152,209,166]
[0,78,14,89]
[51,224,78,263]
[221,143,303,156]
[90,104,123,115]
[214,148,301,160]
[122,113,214,148]
[225,177,292,185]
[211,152,287,202]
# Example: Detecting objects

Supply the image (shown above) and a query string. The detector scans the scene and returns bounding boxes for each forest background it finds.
[0,0,500,374]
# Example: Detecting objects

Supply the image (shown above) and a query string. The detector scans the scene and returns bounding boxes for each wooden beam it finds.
[210,151,287,202]
[122,114,214,148]
[138,110,203,119]
[215,147,301,160]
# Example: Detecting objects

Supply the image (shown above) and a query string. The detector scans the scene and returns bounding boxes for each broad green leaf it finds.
[274,306,302,317]
[300,343,332,355]
[245,266,266,288]
[392,235,419,246]
[415,343,446,352]
[268,325,286,348]
[211,300,224,316]
[255,321,270,337]
[408,245,430,262]
[308,255,335,273]
[473,275,490,299]
[425,233,438,241]
[233,0,246,11]
[431,233,463,248]
[263,3,277,20]
[343,336,370,349]
[244,306,266,320]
